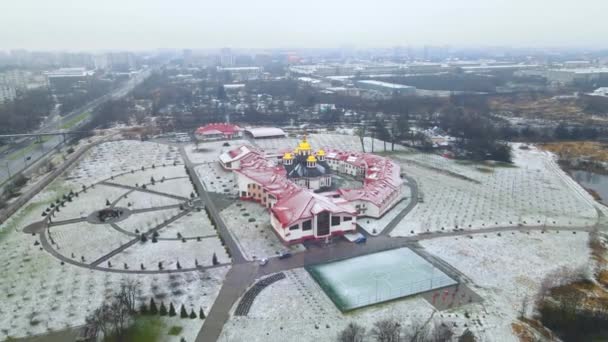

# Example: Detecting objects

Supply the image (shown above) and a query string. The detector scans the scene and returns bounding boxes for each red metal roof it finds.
[271,189,356,228]
[229,144,403,223]
[196,123,241,135]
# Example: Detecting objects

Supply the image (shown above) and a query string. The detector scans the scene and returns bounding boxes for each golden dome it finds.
[306,155,317,163]
[297,137,312,151]
[283,152,294,160]
[316,149,326,156]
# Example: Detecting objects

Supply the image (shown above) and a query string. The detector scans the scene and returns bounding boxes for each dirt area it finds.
[540,141,608,163]
[489,94,593,121]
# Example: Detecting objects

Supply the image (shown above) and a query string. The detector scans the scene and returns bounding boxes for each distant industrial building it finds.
[519,67,608,85]
[217,66,263,81]
[356,80,416,96]
[45,67,94,92]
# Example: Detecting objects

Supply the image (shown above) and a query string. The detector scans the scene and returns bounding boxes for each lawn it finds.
[114,316,164,342]
[60,112,90,130]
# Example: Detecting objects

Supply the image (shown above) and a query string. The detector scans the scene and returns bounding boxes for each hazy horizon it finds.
[2,0,608,51]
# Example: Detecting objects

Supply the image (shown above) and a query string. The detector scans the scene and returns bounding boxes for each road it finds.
[0,69,152,186]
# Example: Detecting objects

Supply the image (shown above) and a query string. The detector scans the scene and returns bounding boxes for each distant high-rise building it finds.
[93,54,109,70]
[182,49,193,66]
[220,48,234,67]
[108,52,135,71]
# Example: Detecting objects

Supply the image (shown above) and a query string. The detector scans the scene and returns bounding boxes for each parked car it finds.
[354,236,367,244]
[259,258,268,266]
[278,251,292,259]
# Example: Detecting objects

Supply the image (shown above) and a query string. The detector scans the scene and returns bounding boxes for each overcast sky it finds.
[2,0,607,51]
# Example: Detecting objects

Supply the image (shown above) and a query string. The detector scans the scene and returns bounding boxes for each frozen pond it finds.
[571,170,608,205]
[307,248,456,311]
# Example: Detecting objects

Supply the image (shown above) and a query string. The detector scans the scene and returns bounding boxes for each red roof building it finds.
[221,139,404,245]
[195,123,242,140]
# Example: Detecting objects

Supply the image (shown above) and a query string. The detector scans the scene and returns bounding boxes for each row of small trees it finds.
[142,298,205,319]
[338,319,476,342]
[85,280,206,341]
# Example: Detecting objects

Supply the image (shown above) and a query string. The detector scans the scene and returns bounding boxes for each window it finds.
[331,216,340,226]
[343,216,352,222]
[302,220,312,231]
[289,224,299,231]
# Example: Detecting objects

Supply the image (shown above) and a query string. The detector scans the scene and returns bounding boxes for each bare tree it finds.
[84,281,140,341]
[338,322,366,342]
[116,279,141,313]
[355,126,366,152]
[519,295,529,320]
[109,298,132,341]
[371,319,401,342]
[431,321,453,342]
[405,320,430,342]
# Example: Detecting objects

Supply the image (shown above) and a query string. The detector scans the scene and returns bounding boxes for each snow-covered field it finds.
[108,165,188,190]
[50,222,132,262]
[252,133,409,154]
[219,268,436,342]
[52,184,127,221]
[195,162,237,194]
[220,201,305,261]
[221,230,592,342]
[185,140,249,164]
[116,208,182,234]
[390,145,599,237]
[0,139,231,340]
[0,189,228,340]
[420,230,591,341]
[148,177,195,198]
[108,237,230,269]
[358,185,412,236]
[66,140,181,186]
[115,190,181,210]
[158,210,217,239]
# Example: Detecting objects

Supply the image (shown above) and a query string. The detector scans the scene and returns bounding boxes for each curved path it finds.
[35,159,232,275]
[190,144,604,342]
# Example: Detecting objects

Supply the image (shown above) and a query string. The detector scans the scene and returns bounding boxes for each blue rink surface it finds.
[307,247,457,311]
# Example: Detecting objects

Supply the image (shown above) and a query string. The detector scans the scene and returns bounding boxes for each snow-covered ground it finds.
[117,208,182,234]
[220,230,592,342]
[184,140,249,164]
[0,139,231,340]
[195,162,237,194]
[148,177,195,198]
[115,190,181,210]
[108,237,230,269]
[0,187,228,340]
[390,145,599,237]
[50,222,133,262]
[66,140,181,186]
[420,230,591,341]
[109,165,188,190]
[52,184,127,221]
[220,201,305,261]
[219,268,436,342]
[158,210,217,239]
[358,185,412,236]
[252,133,409,154]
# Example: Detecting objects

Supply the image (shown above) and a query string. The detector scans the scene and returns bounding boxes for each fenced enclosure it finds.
[307,247,457,311]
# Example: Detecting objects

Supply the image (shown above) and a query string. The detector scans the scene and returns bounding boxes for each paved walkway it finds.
[89,208,193,267]
[39,229,230,274]
[100,181,189,201]
[381,175,419,235]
